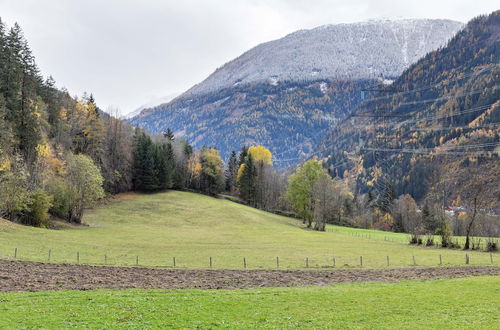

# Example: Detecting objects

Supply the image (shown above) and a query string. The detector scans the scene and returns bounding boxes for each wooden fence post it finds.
[386,256,390,266]
[210,257,212,268]
[243,257,247,269]
[360,256,363,267]
[14,248,17,259]
[276,256,279,268]
[48,249,51,261]
[465,254,469,265]
[490,253,493,264]
[136,256,139,266]
[305,257,309,268]
[439,254,442,265]
[173,257,176,268]
[104,254,107,265]
[333,257,336,268]
[77,251,80,263]
[413,256,416,266]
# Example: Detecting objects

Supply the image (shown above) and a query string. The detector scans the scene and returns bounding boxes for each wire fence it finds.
[0,247,497,270]
[325,227,500,251]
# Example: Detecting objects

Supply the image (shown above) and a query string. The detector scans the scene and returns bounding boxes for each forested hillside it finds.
[0,18,139,225]
[0,19,231,226]
[130,79,375,166]
[319,11,499,207]
[129,19,462,166]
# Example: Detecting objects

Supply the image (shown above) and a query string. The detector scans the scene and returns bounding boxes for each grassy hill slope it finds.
[0,191,496,268]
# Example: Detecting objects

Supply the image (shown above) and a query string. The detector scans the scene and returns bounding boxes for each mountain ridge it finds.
[181,18,463,97]
[129,18,464,166]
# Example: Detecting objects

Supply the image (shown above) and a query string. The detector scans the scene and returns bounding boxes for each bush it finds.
[409,234,420,245]
[425,235,434,246]
[23,190,52,227]
[436,221,452,248]
[48,178,76,221]
[486,241,497,252]
[0,170,31,221]
[448,240,461,249]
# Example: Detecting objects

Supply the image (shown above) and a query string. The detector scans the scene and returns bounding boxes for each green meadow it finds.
[0,191,496,269]
[0,277,498,329]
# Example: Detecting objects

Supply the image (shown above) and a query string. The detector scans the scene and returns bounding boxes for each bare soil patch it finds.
[108,192,140,202]
[0,260,498,292]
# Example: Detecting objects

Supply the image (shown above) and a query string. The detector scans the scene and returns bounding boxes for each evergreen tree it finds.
[132,130,158,191]
[377,182,396,213]
[238,146,248,165]
[156,141,175,190]
[163,128,175,142]
[2,23,42,163]
[225,150,238,193]
[238,153,257,204]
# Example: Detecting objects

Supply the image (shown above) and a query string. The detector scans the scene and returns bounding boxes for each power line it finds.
[411,122,500,131]
[360,65,498,102]
[361,147,499,155]
[273,66,498,165]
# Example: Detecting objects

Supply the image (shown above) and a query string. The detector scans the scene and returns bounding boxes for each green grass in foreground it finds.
[0,191,497,269]
[0,277,498,329]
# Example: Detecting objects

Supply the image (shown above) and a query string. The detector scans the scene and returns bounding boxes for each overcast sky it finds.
[0,0,497,115]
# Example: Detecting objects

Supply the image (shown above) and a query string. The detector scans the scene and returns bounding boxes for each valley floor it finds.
[0,276,498,328]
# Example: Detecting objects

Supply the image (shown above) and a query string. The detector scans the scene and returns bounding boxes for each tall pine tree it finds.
[225,150,238,193]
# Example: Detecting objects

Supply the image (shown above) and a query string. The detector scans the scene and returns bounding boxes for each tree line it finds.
[0,19,227,226]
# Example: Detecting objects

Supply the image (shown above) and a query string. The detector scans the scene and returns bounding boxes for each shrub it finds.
[409,234,421,245]
[436,221,452,248]
[23,190,52,227]
[0,170,31,221]
[486,241,498,252]
[425,235,434,246]
[48,178,76,221]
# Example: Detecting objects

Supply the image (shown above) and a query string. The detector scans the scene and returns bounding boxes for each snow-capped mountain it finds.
[184,19,463,96]
[130,19,463,167]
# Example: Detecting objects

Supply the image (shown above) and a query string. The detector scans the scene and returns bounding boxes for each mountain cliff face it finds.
[130,19,463,166]
[318,11,499,201]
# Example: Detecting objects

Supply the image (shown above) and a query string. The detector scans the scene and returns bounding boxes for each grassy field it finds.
[326,224,498,248]
[0,190,497,269]
[0,276,498,328]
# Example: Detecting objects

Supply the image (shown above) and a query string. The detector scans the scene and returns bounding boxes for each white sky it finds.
[0,0,497,115]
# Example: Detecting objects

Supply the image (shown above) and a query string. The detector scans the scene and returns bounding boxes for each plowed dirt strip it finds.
[0,259,498,292]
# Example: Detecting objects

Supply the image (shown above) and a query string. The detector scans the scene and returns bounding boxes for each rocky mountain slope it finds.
[130,19,463,166]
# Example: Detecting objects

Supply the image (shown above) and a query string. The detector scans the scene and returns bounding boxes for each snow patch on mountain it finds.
[182,19,463,97]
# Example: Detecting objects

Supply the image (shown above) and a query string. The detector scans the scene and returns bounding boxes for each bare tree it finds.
[443,160,499,250]
[312,172,352,231]
[391,194,422,242]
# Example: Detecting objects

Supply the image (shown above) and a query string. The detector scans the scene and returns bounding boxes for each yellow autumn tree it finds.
[237,145,272,183]
[236,163,246,182]
[186,152,202,187]
[248,145,272,165]
[73,100,105,160]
